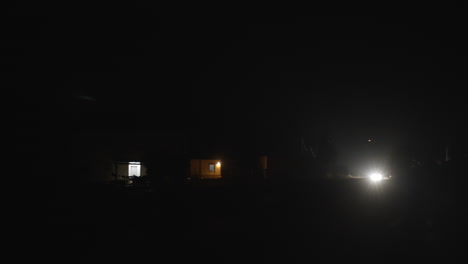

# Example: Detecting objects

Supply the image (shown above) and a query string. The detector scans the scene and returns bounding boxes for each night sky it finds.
[13,5,467,162]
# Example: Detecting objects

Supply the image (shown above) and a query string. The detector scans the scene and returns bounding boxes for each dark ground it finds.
[47,164,468,263]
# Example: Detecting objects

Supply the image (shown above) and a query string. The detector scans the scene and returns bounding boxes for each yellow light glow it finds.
[216,162,221,166]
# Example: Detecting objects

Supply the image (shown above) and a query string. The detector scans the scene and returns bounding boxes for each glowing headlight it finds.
[370,173,383,182]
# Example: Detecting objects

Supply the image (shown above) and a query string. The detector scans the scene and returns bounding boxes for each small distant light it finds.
[216,162,221,166]
[368,139,372,142]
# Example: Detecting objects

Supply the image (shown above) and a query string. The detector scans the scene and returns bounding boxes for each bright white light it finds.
[216,162,221,166]
[128,164,141,176]
[370,173,383,182]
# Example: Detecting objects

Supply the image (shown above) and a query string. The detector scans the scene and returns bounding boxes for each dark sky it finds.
[12,5,468,157]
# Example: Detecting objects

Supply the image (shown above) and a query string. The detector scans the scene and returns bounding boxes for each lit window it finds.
[209,164,215,172]
[128,163,141,176]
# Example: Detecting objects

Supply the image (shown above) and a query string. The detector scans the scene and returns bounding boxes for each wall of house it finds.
[190,159,222,179]
[141,165,148,177]
[114,163,148,177]
[259,155,267,170]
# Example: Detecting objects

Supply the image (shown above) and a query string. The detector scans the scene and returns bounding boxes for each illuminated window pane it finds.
[209,164,215,171]
[128,164,141,176]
